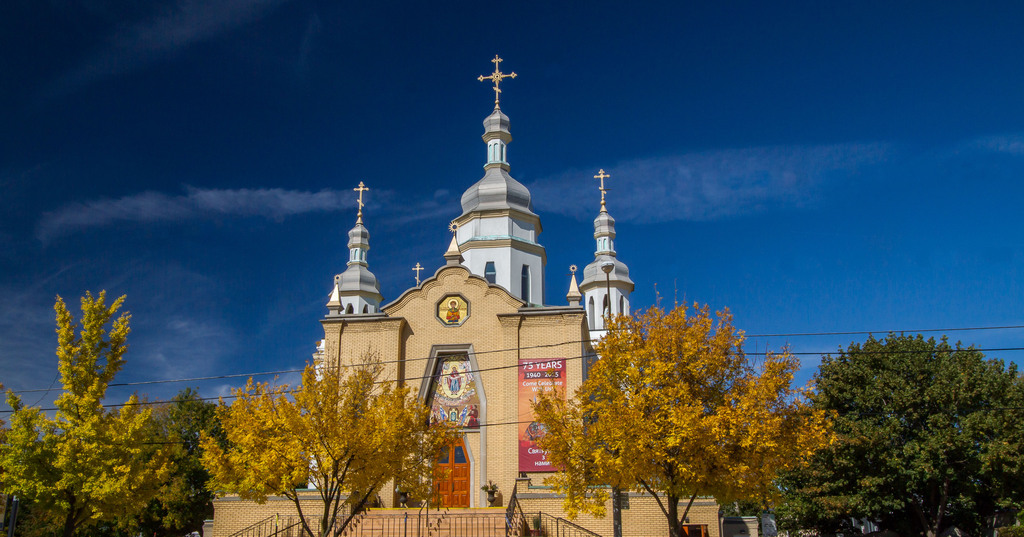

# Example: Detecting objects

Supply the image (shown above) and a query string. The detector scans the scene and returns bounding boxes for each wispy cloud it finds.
[0,262,246,410]
[52,0,291,94]
[294,12,322,79]
[962,134,1024,156]
[528,143,894,223]
[37,186,352,242]
[0,270,77,402]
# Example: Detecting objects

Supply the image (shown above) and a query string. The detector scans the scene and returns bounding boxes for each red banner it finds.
[518,358,565,472]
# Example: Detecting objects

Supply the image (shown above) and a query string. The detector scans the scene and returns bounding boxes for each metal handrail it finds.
[505,482,527,537]
[228,515,278,537]
[535,512,602,537]
[341,510,505,537]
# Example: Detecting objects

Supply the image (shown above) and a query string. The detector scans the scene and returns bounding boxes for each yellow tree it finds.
[534,304,833,537]
[0,291,170,537]
[202,357,455,537]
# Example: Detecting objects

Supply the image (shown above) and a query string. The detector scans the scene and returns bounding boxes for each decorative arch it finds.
[419,344,487,507]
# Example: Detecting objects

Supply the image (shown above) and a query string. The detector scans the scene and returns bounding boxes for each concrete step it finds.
[344,508,507,537]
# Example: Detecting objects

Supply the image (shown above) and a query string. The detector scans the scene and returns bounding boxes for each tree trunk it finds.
[61,492,80,537]
[62,509,76,537]
[911,503,936,537]
[667,494,681,537]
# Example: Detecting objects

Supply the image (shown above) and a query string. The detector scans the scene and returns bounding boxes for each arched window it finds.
[362,305,368,314]
[588,296,595,327]
[484,262,496,284]
[346,304,354,314]
[619,296,624,315]
[602,295,610,318]
[521,265,531,304]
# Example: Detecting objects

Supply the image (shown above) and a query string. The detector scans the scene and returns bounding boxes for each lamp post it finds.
[600,261,622,537]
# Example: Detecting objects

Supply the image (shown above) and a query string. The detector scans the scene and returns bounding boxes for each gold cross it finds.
[412,262,424,285]
[594,169,610,209]
[353,181,369,222]
[478,55,516,109]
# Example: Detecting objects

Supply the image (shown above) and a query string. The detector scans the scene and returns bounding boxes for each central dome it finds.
[459,108,536,216]
[460,167,534,215]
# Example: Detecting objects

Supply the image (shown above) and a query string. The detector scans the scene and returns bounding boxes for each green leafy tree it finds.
[130,388,223,537]
[0,292,170,537]
[777,334,1024,537]
[534,304,833,537]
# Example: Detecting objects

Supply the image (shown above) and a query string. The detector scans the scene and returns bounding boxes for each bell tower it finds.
[453,56,545,305]
[579,169,634,332]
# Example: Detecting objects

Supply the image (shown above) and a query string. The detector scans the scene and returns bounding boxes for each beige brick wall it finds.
[210,491,327,537]
[323,265,593,509]
[519,492,721,537]
[211,265,723,536]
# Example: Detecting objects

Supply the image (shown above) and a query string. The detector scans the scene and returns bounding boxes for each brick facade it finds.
[209,263,723,536]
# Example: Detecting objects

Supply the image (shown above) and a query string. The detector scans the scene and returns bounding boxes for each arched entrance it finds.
[434,438,470,507]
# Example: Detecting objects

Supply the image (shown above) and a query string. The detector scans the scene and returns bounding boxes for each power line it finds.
[8,324,1024,401]
[18,321,1024,395]
[8,338,596,395]
[6,343,1024,415]
[745,325,1024,338]
[773,347,1024,356]
[0,352,593,414]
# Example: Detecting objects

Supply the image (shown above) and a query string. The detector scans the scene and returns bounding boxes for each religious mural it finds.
[437,295,469,326]
[518,358,565,472]
[429,354,480,428]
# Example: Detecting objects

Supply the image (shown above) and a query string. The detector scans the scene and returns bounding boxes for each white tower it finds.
[580,169,634,331]
[453,56,545,305]
[326,182,383,315]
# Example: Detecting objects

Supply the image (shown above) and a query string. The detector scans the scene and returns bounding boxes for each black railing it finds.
[228,509,360,537]
[505,482,527,537]
[533,512,602,537]
[228,515,311,537]
[228,515,280,537]
[338,510,503,537]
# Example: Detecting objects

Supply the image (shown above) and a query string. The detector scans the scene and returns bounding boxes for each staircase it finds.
[347,508,506,537]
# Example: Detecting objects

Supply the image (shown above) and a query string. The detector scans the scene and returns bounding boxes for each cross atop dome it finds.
[353,181,369,223]
[594,169,610,211]
[477,55,517,109]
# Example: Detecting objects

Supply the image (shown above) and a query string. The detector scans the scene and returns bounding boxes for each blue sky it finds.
[2,1,1023,409]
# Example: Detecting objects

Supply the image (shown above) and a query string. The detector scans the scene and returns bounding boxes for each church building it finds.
[209,56,721,537]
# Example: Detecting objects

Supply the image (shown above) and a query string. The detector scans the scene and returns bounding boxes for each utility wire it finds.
[12,321,1024,396]
[8,338,595,395]
[0,352,592,414]
[7,324,1024,403]
[746,325,1024,338]
[6,343,1024,415]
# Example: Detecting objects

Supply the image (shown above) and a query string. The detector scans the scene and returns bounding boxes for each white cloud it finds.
[0,281,66,399]
[35,183,464,243]
[964,135,1024,156]
[53,0,292,93]
[527,143,894,223]
[37,186,352,242]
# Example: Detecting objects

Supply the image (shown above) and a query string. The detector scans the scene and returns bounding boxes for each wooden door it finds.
[434,439,471,507]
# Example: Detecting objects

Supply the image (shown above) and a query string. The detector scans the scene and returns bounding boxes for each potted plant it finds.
[529,514,543,536]
[396,489,409,508]
[480,480,499,506]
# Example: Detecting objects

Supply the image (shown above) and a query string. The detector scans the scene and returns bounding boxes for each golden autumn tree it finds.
[534,304,833,537]
[202,357,455,537]
[0,291,170,537]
